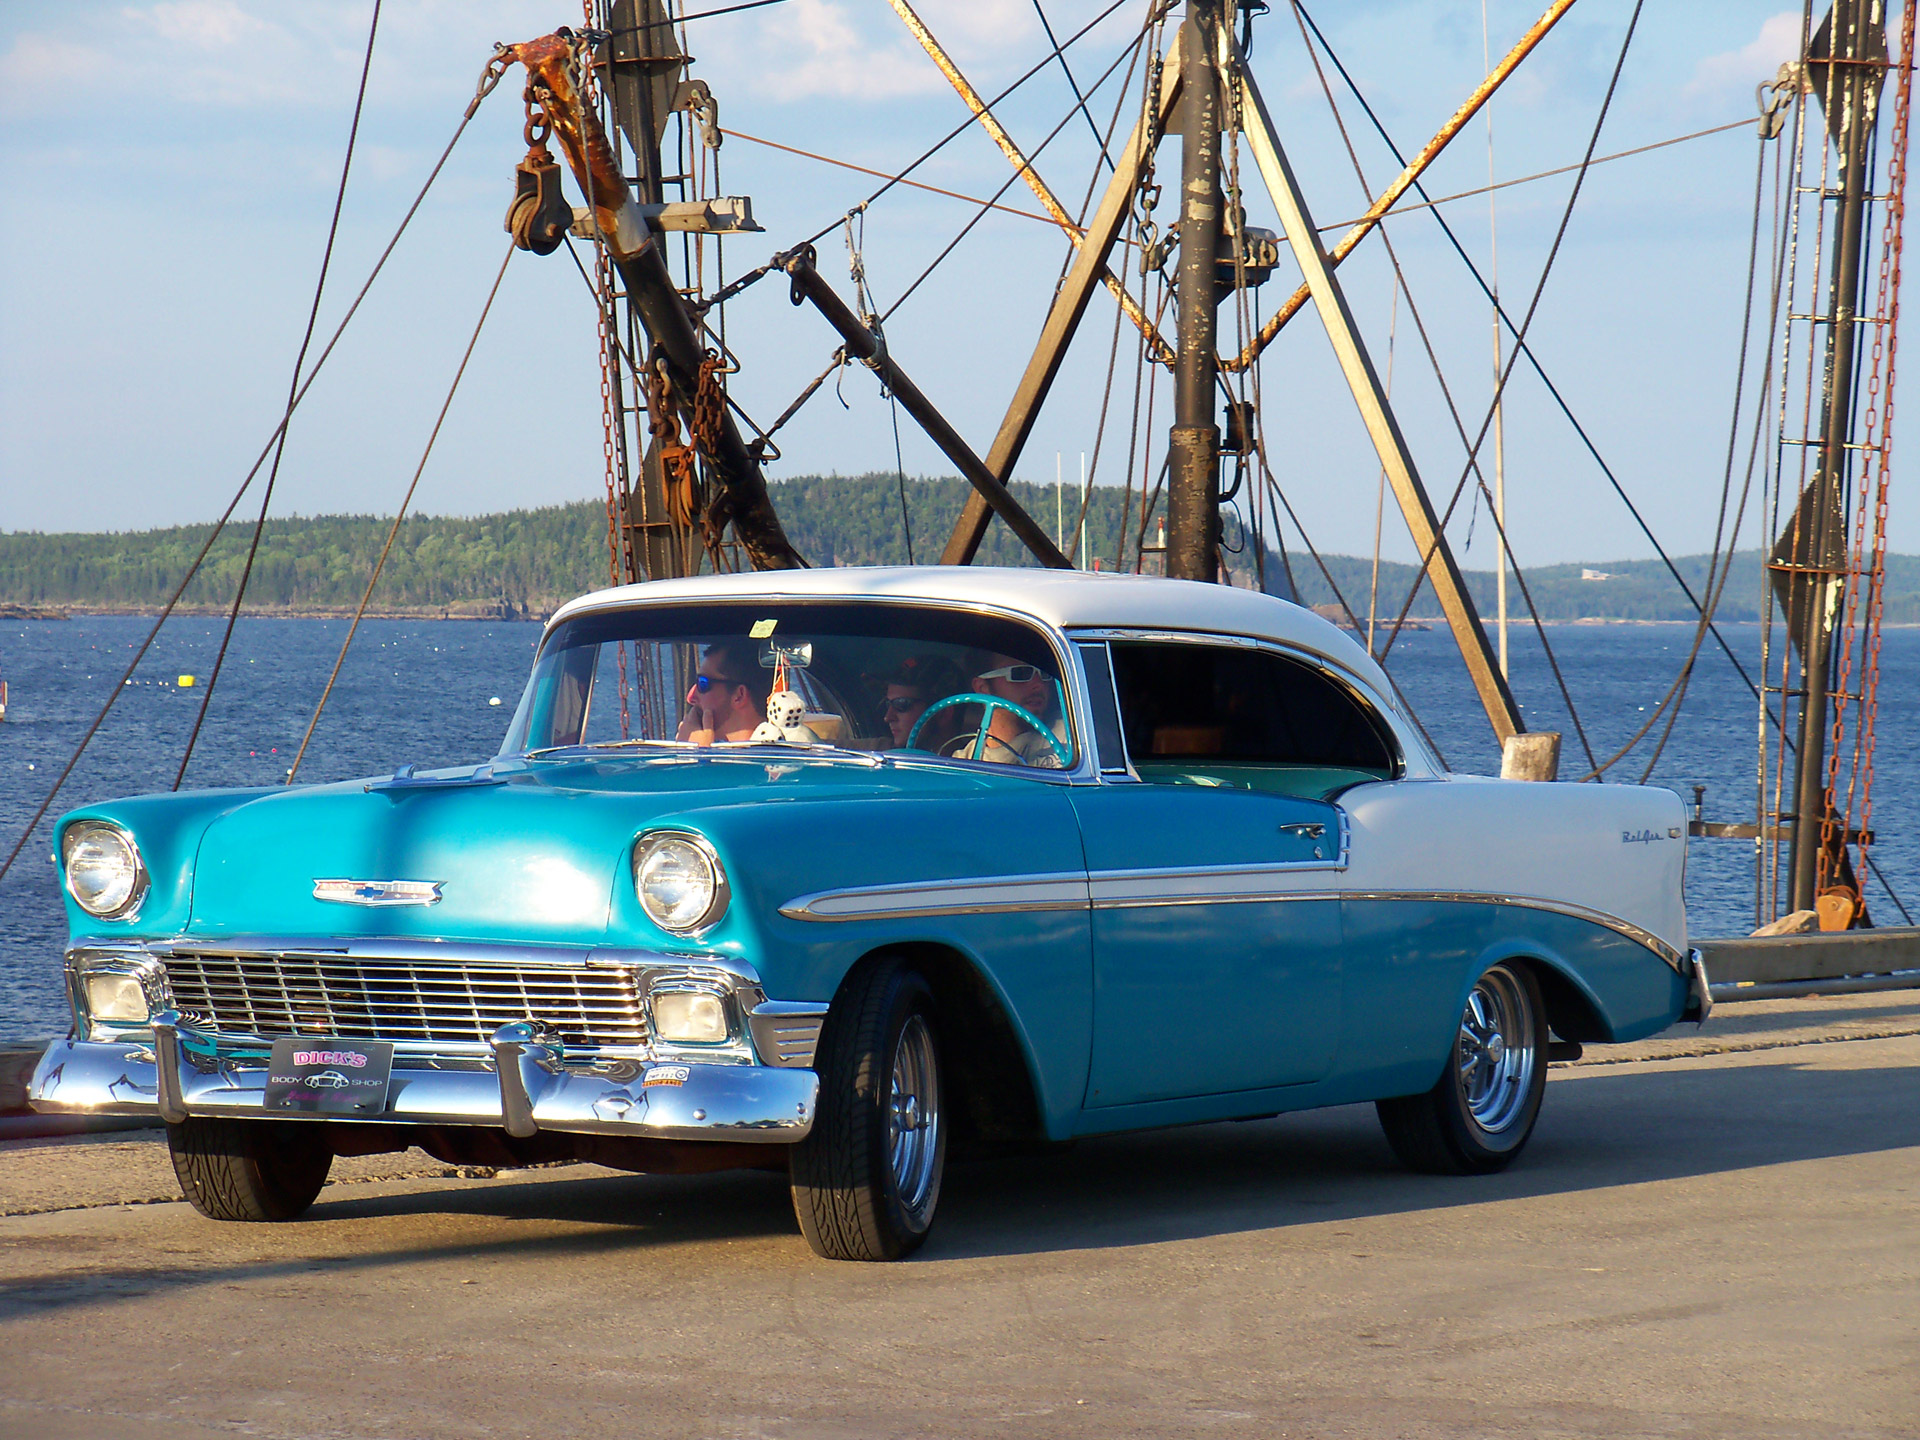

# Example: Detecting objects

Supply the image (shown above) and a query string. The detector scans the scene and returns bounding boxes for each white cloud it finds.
[1687,12,1802,99]
[136,0,269,49]
[703,0,941,103]
[697,0,1062,106]
[0,32,106,97]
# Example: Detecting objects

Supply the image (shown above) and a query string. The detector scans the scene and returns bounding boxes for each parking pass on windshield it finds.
[264,1038,394,1114]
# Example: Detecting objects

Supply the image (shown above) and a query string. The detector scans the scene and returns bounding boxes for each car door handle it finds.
[1278,822,1326,839]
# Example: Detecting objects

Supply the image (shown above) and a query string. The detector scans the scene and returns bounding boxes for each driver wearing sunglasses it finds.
[954,651,1068,768]
[675,641,771,744]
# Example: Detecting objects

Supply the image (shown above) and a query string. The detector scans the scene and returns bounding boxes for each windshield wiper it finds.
[523,737,886,767]
[523,738,693,759]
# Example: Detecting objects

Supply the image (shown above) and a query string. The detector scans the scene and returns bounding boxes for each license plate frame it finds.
[263,1038,395,1115]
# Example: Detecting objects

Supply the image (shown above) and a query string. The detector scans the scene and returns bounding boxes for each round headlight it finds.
[63,822,146,919]
[633,832,728,933]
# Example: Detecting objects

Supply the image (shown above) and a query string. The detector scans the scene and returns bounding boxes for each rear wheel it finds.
[790,960,946,1260]
[1377,961,1547,1175]
[167,1115,333,1221]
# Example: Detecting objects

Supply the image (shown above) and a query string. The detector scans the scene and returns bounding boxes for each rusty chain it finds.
[1822,0,1916,904]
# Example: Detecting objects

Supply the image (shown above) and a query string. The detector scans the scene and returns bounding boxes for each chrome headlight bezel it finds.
[632,829,730,935]
[61,821,148,921]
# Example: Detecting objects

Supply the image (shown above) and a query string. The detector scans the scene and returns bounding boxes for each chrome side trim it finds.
[1090,863,1344,908]
[1340,890,1688,973]
[779,872,1090,922]
[779,874,1683,970]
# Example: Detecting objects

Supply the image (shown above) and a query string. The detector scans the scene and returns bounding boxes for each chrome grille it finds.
[160,949,649,1048]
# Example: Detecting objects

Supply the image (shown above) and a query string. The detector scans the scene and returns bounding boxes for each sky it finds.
[0,0,1874,570]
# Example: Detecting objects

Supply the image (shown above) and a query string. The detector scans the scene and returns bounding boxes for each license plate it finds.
[264,1038,394,1115]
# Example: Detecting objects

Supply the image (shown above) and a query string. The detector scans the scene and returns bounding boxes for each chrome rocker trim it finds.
[32,1011,818,1143]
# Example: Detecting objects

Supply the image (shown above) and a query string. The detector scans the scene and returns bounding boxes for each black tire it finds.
[790,960,946,1261]
[167,1115,333,1222]
[1377,961,1548,1176]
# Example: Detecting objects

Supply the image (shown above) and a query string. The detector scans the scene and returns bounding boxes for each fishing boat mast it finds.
[1754,0,1912,927]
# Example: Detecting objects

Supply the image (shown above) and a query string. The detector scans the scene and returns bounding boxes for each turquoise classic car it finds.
[32,569,1708,1260]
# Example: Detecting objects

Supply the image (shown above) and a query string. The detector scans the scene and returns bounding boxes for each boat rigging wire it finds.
[1028,0,1117,173]
[287,243,517,785]
[610,0,790,28]
[1621,129,1786,786]
[793,0,1137,252]
[890,396,916,564]
[1061,0,1165,293]
[1287,0,1600,771]
[1068,247,1131,566]
[0,53,506,888]
[879,24,1151,324]
[1256,455,1451,769]
[175,0,383,792]
[719,130,1072,231]
[1314,118,1758,235]
[1293,5,1771,716]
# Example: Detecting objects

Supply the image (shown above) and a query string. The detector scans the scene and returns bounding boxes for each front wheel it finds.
[1376,961,1547,1175]
[167,1115,333,1221]
[790,960,946,1260]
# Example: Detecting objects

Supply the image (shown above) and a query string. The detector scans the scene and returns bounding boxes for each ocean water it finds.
[2,613,1914,1041]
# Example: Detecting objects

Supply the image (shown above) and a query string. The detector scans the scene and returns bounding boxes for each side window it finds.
[1107,641,1395,799]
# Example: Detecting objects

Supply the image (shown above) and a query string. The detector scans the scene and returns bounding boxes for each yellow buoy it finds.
[177,675,196,687]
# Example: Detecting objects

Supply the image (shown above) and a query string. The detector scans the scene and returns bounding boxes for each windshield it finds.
[501,600,1078,770]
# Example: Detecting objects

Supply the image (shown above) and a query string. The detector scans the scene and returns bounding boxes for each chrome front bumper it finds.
[30,1013,817,1143]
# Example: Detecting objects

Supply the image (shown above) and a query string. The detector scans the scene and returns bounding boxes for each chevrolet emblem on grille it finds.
[313,878,444,906]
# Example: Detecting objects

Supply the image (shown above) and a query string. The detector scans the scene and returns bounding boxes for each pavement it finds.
[0,991,1914,1439]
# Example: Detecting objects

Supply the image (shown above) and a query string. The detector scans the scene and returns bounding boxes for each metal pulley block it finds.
[505,149,574,255]
[1218,226,1280,290]
[1140,223,1280,292]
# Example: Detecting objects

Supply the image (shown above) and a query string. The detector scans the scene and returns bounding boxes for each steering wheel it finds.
[905,692,1072,765]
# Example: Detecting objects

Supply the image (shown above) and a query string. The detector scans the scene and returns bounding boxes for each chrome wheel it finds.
[887,1013,941,1216]
[1454,964,1539,1134]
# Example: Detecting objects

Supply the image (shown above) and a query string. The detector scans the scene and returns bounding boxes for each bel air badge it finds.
[312,878,444,906]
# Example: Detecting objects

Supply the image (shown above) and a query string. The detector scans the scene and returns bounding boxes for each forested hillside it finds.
[4,472,1916,622]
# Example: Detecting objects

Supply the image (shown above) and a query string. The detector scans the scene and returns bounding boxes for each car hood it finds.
[182,754,1034,946]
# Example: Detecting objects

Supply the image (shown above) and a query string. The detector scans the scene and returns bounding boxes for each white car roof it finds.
[549,565,1398,697]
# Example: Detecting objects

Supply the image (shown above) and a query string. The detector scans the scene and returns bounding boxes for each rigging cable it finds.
[175,0,383,791]
[1321,0,1642,780]
[720,131,1069,229]
[1314,118,1757,235]
[286,244,517,785]
[1028,0,1116,171]
[794,0,1137,250]
[890,396,916,564]
[880,24,1151,323]
[0,46,507,888]
[1626,123,1785,784]
[1256,455,1451,769]
[1295,5,1768,713]
[1289,0,1602,770]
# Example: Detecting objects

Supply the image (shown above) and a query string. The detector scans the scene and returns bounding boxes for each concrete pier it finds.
[1,990,1914,1438]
